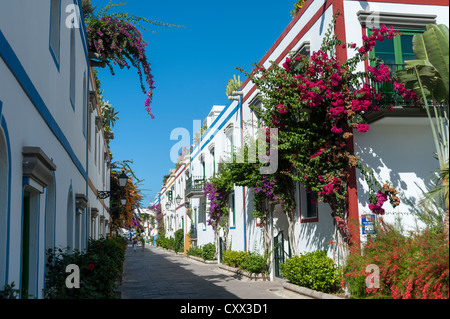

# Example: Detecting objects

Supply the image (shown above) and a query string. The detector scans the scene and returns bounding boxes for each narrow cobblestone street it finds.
[118,242,310,299]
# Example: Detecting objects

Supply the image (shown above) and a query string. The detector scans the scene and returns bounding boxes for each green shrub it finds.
[223,250,249,268]
[344,225,449,299]
[174,229,184,253]
[43,236,126,299]
[281,250,341,294]
[201,243,216,261]
[241,252,267,274]
[186,246,203,258]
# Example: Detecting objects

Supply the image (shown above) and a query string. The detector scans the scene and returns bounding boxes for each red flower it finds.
[88,264,95,270]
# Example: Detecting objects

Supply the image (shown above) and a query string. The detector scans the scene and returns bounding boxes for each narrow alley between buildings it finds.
[118,241,310,300]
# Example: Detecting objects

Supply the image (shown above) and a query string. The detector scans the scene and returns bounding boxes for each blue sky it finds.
[93,0,296,205]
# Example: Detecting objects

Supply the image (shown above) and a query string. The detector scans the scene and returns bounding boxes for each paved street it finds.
[118,242,310,299]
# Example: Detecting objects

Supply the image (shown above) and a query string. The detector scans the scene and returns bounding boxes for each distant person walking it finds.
[133,237,138,252]
[141,236,145,251]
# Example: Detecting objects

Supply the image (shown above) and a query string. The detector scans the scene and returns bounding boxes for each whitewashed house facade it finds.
[0,0,112,298]
[160,164,189,241]
[166,0,449,280]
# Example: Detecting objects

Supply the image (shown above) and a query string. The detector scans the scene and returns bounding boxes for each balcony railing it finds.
[371,63,419,107]
[185,176,205,198]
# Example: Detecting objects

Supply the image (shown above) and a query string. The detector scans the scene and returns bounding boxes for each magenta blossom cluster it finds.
[393,81,420,104]
[87,17,155,118]
[148,203,161,213]
[318,177,341,197]
[369,190,388,215]
[359,24,400,55]
[204,181,227,229]
[253,175,283,205]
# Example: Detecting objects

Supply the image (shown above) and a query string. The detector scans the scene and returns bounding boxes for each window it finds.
[49,0,61,68]
[370,29,421,70]
[210,147,215,177]
[69,28,75,109]
[67,190,74,250]
[306,192,318,219]
[82,73,87,138]
[229,193,235,229]
[201,158,205,180]
[299,184,318,223]
[292,41,310,71]
[21,189,40,298]
[369,28,424,105]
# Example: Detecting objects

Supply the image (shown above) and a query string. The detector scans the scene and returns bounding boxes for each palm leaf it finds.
[423,24,449,96]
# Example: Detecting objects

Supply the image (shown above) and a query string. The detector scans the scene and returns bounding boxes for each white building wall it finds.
[0,0,111,298]
[354,117,438,234]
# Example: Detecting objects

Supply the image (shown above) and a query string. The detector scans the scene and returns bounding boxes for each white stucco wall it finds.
[354,116,439,236]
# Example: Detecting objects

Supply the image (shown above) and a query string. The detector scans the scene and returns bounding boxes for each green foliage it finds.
[241,252,267,274]
[201,243,216,261]
[226,74,243,96]
[280,251,342,293]
[222,250,250,268]
[186,243,216,261]
[156,235,175,251]
[186,246,203,258]
[173,229,184,253]
[186,244,216,261]
[43,236,127,299]
[344,222,449,299]
[0,282,19,299]
[290,0,306,18]
[222,250,267,274]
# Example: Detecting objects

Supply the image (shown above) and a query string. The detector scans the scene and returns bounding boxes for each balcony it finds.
[185,176,205,198]
[363,63,431,123]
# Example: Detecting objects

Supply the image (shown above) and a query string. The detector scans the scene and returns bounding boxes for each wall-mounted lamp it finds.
[97,170,128,199]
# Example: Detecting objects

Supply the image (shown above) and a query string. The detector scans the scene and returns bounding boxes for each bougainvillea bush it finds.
[44,236,127,299]
[87,16,155,117]
[246,13,419,243]
[84,1,181,118]
[343,222,449,299]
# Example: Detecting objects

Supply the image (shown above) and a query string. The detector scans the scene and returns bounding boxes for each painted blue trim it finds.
[191,102,241,161]
[49,0,62,72]
[190,99,235,153]
[0,101,12,286]
[0,29,88,181]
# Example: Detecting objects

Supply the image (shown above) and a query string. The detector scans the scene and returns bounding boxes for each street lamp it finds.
[121,197,127,206]
[165,201,171,210]
[97,170,128,199]
[118,170,128,187]
[176,195,182,206]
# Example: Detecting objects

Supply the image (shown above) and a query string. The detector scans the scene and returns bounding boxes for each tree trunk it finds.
[286,209,298,256]
[223,219,230,251]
